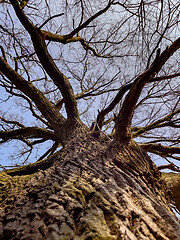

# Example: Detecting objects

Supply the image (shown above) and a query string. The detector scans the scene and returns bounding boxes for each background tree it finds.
[0,0,180,239]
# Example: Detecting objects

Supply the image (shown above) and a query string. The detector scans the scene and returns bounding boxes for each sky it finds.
[0,0,179,172]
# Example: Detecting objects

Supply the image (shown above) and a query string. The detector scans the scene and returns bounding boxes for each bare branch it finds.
[66,0,113,39]
[0,116,25,128]
[158,163,180,172]
[133,109,180,138]
[115,38,180,142]
[41,32,110,58]
[0,127,57,142]
[3,86,50,127]
[37,142,59,162]
[0,56,65,130]
[9,0,79,120]
[93,71,180,139]
[152,73,180,82]
[140,143,180,156]
[39,13,64,29]
[0,45,7,62]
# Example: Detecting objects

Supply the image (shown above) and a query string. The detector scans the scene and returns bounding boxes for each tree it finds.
[0,0,180,239]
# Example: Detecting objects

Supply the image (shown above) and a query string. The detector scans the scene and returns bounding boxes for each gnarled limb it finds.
[9,0,79,121]
[115,38,180,143]
[140,143,180,156]
[93,72,180,139]
[42,31,111,57]
[41,0,113,45]
[140,143,180,164]
[0,56,65,131]
[0,127,57,142]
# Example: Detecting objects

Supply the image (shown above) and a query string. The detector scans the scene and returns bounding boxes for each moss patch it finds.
[0,171,33,204]
[162,172,180,212]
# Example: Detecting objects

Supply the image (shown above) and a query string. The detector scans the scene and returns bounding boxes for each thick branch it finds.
[158,163,180,172]
[92,75,179,138]
[42,32,125,58]
[93,83,132,137]
[42,31,84,44]
[140,143,180,156]
[93,71,180,139]
[115,38,180,142]
[0,56,65,130]
[92,73,180,138]
[0,127,57,142]
[40,1,115,58]
[9,0,79,120]
[6,148,64,176]
[152,73,180,81]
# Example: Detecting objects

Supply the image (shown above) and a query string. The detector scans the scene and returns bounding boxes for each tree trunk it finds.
[0,133,180,240]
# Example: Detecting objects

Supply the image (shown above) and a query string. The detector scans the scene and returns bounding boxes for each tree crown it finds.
[0,0,179,171]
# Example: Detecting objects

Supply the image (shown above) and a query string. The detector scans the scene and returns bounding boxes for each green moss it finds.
[54,179,118,239]
[0,171,33,204]
[5,160,45,176]
[162,172,180,211]
[6,164,28,174]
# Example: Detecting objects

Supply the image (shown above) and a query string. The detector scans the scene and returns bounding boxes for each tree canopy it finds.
[0,0,179,170]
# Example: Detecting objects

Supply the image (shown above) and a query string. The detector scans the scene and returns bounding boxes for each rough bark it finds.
[0,133,180,240]
[162,173,180,214]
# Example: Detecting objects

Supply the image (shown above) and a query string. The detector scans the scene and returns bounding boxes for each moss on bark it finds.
[162,172,180,212]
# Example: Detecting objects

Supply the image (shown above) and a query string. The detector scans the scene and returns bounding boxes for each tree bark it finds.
[0,133,180,240]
